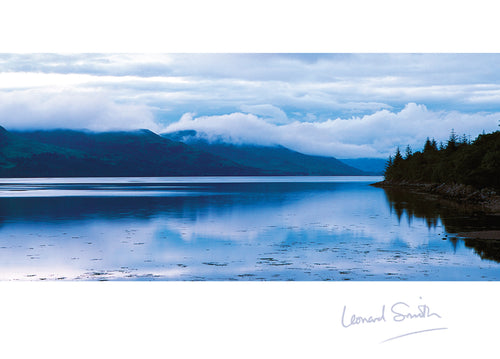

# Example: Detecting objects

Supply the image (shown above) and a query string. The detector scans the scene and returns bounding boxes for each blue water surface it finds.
[0,176,498,280]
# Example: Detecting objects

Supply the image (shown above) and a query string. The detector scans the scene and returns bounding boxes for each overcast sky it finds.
[0,53,499,158]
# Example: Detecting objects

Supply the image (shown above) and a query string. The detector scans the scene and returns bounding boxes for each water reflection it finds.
[0,177,499,280]
[383,188,500,262]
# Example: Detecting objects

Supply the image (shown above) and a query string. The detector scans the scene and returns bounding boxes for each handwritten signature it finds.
[341,298,447,343]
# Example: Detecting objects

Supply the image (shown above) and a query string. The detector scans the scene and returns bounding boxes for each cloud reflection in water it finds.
[0,177,498,280]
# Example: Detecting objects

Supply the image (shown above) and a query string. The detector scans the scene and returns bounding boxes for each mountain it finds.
[338,158,388,175]
[162,130,367,176]
[2,127,258,177]
[0,125,86,173]
[0,126,369,177]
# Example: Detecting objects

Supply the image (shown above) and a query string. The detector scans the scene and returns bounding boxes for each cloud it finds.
[0,89,159,132]
[0,54,176,78]
[3,54,500,114]
[171,112,279,146]
[240,104,288,124]
[3,54,500,125]
[165,103,500,158]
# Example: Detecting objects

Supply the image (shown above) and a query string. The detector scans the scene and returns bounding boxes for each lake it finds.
[0,176,499,281]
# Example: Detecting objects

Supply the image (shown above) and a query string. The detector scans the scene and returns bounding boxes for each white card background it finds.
[0,1,499,358]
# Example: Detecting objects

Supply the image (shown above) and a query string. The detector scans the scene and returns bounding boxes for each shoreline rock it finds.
[457,231,500,241]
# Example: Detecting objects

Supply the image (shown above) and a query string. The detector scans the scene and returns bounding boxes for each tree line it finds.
[384,129,500,189]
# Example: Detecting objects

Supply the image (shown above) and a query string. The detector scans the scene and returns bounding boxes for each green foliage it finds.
[385,130,500,189]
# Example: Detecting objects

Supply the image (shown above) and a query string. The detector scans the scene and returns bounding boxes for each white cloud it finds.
[165,103,500,158]
[240,104,288,124]
[0,90,159,132]
[4,54,500,120]
[171,112,279,146]
[0,71,190,91]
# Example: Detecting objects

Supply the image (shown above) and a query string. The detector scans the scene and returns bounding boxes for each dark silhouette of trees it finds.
[405,145,412,159]
[447,128,458,152]
[384,130,500,189]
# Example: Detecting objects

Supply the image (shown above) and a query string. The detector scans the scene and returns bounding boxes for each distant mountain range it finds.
[163,130,370,176]
[0,126,379,177]
[337,158,387,175]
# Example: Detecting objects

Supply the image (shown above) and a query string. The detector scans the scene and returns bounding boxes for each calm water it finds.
[0,176,499,281]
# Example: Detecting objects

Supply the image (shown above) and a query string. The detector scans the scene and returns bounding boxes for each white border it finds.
[1,0,499,52]
[1,1,499,358]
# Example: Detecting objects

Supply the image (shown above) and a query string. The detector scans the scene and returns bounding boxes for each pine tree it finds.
[394,147,403,164]
[447,128,458,150]
[461,134,468,145]
[384,155,393,176]
[423,137,432,153]
[405,145,412,159]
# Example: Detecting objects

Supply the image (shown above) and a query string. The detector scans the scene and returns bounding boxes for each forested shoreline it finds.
[373,129,500,214]
[383,130,500,190]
